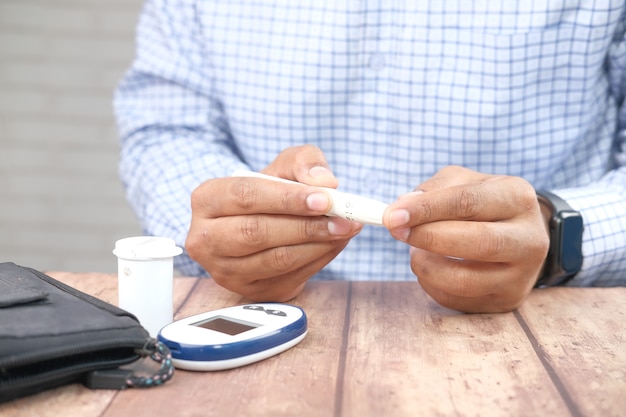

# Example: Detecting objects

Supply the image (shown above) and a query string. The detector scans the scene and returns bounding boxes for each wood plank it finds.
[517,287,626,417]
[0,273,198,417]
[0,385,116,417]
[340,282,571,417]
[102,279,350,417]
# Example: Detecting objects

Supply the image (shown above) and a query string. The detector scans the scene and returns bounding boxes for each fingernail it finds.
[309,166,333,178]
[306,192,330,212]
[393,227,410,241]
[389,209,410,228]
[328,218,352,235]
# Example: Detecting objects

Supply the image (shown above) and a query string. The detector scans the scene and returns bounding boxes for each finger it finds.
[417,278,527,313]
[191,176,332,217]
[410,247,537,312]
[211,240,349,297]
[393,220,527,262]
[410,247,511,298]
[205,214,361,257]
[211,242,332,281]
[386,176,538,228]
[263,144,339,188]
[417,165,488,191]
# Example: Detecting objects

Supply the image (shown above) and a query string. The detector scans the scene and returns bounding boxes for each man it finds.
[114,1,626,313]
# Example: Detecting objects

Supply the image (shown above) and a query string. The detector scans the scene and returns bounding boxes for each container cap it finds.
[113,236,183,260]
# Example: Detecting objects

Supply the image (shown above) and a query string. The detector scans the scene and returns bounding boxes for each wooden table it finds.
[1,273,625,417]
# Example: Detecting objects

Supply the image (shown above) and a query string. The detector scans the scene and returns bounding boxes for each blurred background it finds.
[0,0,145,273]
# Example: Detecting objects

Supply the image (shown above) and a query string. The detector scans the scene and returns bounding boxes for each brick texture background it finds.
[0,0,145,273]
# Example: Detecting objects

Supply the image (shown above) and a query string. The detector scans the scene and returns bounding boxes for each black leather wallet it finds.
[0,262,174,403]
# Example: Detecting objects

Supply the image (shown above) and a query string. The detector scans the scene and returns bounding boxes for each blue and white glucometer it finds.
[157,304,307,371]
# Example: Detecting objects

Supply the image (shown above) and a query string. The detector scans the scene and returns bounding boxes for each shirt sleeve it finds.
[113,0,247,276]
[554,16,626,287]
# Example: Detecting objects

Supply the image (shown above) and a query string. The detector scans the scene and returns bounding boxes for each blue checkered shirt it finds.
[114,0,626,286]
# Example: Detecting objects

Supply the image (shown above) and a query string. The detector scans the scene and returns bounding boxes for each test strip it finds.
[231,169,388,226]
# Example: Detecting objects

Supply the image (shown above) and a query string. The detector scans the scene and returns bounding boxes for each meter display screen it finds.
[192,316,260,336]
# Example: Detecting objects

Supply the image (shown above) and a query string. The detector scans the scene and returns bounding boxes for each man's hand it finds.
[384,166,550,313]
[186,145,363,301]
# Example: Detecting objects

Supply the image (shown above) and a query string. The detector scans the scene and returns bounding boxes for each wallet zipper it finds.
[0,337,146,369]
[0,345,141,391]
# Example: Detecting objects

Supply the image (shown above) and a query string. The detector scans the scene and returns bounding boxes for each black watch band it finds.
[535,191,584,288]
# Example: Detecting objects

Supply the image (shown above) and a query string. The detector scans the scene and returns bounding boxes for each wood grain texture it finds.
[0,384,116,417]
[517,287,626,417]
[339,282,571,417]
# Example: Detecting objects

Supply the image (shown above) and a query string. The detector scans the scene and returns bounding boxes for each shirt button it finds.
[369,54,386,71]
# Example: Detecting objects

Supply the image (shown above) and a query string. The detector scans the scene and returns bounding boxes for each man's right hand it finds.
[185,145,363,301]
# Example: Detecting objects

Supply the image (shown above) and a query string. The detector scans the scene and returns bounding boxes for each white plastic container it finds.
[113,236,183,337]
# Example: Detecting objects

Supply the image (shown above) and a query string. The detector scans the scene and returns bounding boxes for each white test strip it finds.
[231,169,389,226]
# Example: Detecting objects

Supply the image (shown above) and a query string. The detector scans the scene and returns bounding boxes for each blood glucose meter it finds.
[157,303,307,371]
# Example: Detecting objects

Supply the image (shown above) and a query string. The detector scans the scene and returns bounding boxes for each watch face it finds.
[558,211,584,274]
[535,191,584,287]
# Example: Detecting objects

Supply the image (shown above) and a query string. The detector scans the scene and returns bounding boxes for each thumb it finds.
[262,145,339,188]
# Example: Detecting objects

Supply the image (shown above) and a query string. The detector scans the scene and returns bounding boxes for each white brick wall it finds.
[0,0,145,273]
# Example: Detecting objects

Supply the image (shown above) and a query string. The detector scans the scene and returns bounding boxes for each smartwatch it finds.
[535,191,584,287]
